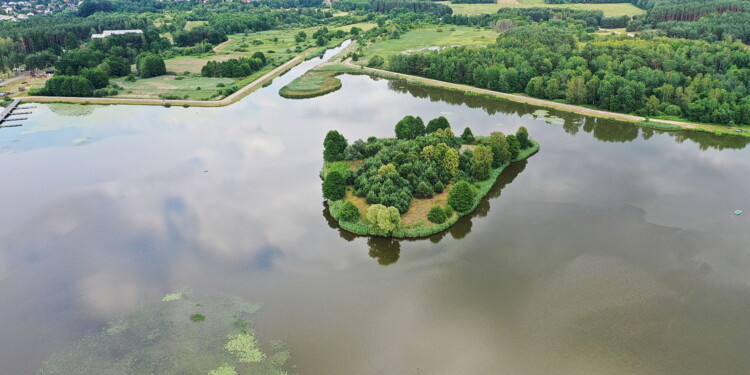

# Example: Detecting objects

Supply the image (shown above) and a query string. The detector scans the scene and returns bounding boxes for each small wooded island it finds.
[322,116,539,238]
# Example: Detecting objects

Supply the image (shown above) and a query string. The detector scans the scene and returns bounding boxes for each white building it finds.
[91,30,143,39]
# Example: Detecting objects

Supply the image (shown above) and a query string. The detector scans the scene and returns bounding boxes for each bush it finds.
[428,206,447,224]
[443,204,453,217]
[323,171,346,201]
[368,55,384,67]
[664,104,682,117]
[434,181,445,193]
[338,201,360,222]
[125,74,136,82]
[448,180,476,212]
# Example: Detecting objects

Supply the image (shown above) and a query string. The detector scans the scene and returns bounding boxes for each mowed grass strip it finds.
[112,75,235,100]
[440,0,645,17]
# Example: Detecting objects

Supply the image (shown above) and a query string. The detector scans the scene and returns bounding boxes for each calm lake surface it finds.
[1,45,750,375]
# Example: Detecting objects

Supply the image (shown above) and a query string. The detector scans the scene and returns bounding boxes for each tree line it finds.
[389,21,750,125]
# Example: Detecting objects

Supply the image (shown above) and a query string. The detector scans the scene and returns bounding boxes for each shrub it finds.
[368,55,385,67]
[448,180,476,212]
[434,181,445,193]
[415,181,435,198]
[125,74,136,82]
[664,104,682,117]
[338,201,360,222]
[322,171,346,201]
[443,204,453,217]
[428,206,447,224]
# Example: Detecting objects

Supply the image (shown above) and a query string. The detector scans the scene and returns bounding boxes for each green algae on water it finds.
[37,293,292,375]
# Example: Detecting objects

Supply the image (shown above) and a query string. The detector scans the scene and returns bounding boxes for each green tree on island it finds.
[426,116,450,134]
[323,171,346,201]
[470,145,494,181]
[516,127,531,150]
[395,116,425,140]
[489,132,511,165]
[461,127,475,143]
[506,135,521,160]
[448,180,477,212]
[428,206,447,224]
[338,201,360,222]
[366,204,401,234]
[323,130,348,162]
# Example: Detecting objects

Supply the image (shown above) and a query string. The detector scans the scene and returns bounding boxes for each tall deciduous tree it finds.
[516,126,531,149]
[426,116,450,133]
[395,116,425,140]
[506,135,521,160]
[470,145,494,181]
[323,130,347,162]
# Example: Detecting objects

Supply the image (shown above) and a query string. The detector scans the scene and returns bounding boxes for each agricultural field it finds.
[439,0,645,17]
[359,26,499,60]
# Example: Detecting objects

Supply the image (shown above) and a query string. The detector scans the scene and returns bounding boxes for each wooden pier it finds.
[0,99,28,128]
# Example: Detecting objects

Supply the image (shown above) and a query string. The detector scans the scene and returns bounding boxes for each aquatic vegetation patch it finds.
[37,293,291,375]
[225,333,265,363]
[209,363,238,375]
[47,103,97,117]
[191,313,206,322]
[161,292,184,302]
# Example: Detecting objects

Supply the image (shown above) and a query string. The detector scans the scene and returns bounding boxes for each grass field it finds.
[185,20,207,30]
[440,0,645,17]
[112,75,235,100]
[360,26,499,60]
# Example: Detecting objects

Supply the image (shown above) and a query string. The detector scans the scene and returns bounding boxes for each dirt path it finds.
[20,55,307,107]
[0,73,30,89]
[340,60,736,133]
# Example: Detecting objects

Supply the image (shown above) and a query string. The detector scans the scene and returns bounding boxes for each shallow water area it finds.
[1,46,750,375]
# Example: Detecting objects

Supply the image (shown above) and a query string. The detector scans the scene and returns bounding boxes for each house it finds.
[91,30,143,39]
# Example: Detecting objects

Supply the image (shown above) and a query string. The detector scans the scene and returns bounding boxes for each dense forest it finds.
[389,16,750,125]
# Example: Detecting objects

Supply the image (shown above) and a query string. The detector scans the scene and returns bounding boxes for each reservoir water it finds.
[1,44,749,374]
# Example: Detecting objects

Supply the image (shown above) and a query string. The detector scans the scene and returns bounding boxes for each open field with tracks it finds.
[440,0,645,17]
